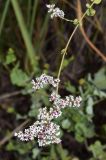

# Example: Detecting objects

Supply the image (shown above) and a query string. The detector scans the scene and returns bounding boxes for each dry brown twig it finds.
[0,90,23,102]
[63,0,103,33]
[0,119,30,147]
[77,0,106,62]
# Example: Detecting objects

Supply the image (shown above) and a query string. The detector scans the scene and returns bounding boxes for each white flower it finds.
[14,120,61,146]
[51,8,65,19]
[15,74,82,147]
[14,132,18,136]
[31,74,60,91]
[37,122,61,146]
[50,106,62,119]
[38,107,50,120]
[49,91,82,108]
[46,4,65,19]
[46,4,55,13]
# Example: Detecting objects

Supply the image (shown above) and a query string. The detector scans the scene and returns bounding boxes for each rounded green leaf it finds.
[10,64,29,86]
[86,8,96,16]
[5,48,16,64]
[62,119,71,129]
[92,0,102,4]
[73,19,79,25]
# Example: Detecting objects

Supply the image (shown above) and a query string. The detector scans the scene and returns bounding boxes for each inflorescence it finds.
[14,0,102,147]
[46,4,65,19]
[14,74,82,146]
[31,73,60,90]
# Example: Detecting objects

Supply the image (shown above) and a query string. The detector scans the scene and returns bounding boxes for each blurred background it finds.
[0,0,106,160]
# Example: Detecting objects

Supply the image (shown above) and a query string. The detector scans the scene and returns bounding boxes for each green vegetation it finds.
[0,0,106,159]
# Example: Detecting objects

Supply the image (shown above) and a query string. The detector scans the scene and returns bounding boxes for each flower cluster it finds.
[50,91,82,109]
[15,74,82,146]
[46,4,65,19]
[31,74,60,90]
[49,91,82,118]
[15,107,61,146]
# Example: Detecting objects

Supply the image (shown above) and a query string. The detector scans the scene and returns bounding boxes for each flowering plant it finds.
[15,74,82,146]
[15,0,102,146]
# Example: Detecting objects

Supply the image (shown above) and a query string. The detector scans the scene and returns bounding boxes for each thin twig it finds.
[56,1,95,93]
[62,0,103,33]
[77,0,106,62]
[0,119,30,147]
[0,90,23,102]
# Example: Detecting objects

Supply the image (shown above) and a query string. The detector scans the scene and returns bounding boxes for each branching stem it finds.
[56,2,94,93]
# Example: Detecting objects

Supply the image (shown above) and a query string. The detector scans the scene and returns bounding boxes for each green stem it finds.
[27,0,32,28]
[56,50,66,93]
[0,0,10,36]
[10,0,38,71]
[30,0,39,37]
[56,2,94,93]
[62,17,73,23]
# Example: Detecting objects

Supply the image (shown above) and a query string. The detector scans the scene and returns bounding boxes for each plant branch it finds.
[0,119,30,147]
[77,0,106,62]
[56,1,94,93]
